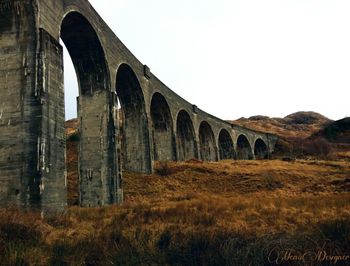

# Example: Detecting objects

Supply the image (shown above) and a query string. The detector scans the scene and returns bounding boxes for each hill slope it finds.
[231,111,331,139]
[312,117,350,143]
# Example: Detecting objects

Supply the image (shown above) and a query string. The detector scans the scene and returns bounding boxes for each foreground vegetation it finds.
[1,160,350,265]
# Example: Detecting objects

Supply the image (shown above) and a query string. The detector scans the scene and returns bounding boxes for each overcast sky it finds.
[64,0,350,120]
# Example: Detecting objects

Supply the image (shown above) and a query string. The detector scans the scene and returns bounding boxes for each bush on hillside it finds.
[274,137,333,159]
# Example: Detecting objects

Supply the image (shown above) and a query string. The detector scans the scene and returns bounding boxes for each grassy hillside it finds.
[232,112,350,160]
[1,160,350,265]
[312,117,350,143]
[231,111,331,139]
[66,119,79,205]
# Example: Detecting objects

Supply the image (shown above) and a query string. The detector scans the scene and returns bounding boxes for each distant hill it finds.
[312,117,350,143]
[230,111,332,139]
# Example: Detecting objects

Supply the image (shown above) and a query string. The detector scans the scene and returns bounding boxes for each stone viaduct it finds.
[0,0,278,212]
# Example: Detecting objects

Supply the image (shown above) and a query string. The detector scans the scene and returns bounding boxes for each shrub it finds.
[0,209,43,243]
[274,138,293,156]
[302,137,333,158]
[67,131,80,142]
[262,172,284,190]
[287,137,333,159]
[157,230,172,250]
[317,218,350,244]
[154,161,172,176]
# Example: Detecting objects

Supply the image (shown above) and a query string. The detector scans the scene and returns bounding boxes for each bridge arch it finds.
[236,134,253,160]
[61,12,117,207]
[115,63,151,173]
[254,138,268,159]
[61,11,109,95]
[199,121,218,161]
[150,92,176,161]
[176,110,197,161]
[218,129,235,160]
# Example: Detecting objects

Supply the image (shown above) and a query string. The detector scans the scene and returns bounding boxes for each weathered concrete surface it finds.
[176,110,198,161]
[0,1,67,212]
[199,121,217,161]
[151,92,176,161]
[218,129,235,160]
[38,28,67,212]
[0,0,278,211]
[0,0,36,209]
[116,64,151,173]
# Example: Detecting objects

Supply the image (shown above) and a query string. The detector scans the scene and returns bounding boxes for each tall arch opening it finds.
[199,121,217,161]
[61,12,115,207]
[115,64,151,173]
[254,139,268,159]
[236,135,253,160]
[62,38,79,206]
[150,93,175,161]
[176,110,197,161]
[218,129,235,160]
[61,12,109,95]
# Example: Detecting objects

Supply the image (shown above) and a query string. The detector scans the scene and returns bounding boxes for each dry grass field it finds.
[1,159,349,265]
[1,114,349,265]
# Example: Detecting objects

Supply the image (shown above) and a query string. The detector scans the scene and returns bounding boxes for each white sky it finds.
[64,0,350,120]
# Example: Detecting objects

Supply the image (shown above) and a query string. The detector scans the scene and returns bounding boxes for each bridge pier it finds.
[0,1,68,212]
[77,92,119,207]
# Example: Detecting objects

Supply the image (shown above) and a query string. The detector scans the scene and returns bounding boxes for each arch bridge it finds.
[0,0,278,211]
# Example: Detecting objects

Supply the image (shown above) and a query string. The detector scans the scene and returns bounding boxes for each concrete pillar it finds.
[0,2,66,212]
[37,29,67,212]
[78,91,119,207]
